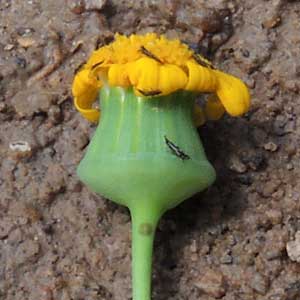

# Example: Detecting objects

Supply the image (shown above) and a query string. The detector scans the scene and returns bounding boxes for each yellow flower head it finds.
[72,33,250,123]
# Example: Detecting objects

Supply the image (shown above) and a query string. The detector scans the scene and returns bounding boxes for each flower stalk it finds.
[131,205,161,300]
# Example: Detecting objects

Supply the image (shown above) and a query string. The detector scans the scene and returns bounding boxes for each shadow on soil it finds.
[151,115,278,299]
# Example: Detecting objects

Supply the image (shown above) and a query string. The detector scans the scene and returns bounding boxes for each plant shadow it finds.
[151,115,279,299]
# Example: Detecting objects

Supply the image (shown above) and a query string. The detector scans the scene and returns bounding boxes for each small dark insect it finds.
[138,89,162,97]
[91,60,104,70]
[192,54,215,69]
[140,46,162,63]
[74,62,85,74]
[164,136,190,161]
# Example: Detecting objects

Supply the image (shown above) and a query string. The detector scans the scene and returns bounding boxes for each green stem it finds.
[130,204,162,300]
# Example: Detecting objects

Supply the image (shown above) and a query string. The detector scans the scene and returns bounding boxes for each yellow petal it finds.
[185,61,218,92]
[193,104,206,127]
[157,64,187,95]
[108,64,130,87]
[72,69,101,122]
[204,94,225,120]
[72,69,102,98]
[74,95,100,123]
[127,57,159,92]
[215,71,250,116]
[86,46,113,69]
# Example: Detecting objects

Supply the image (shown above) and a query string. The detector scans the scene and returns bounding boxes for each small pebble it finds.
[243,152,265,171]
[68,0,85,14]
[227,235,237,246]
[266,209,282,225]
[17,36,36,48]
[48,105,62,124]
[248,272,270,295]
[4,44,14,51]
[9,141,33,159]
[229,155,247,173]
[200,244,210,255]
[84,0,107,11]
[190,253,198,262]
[284,80,299,93]
[263,141,278,152]
[286,231,300,263]
[261,180,280,197]
[245,77,256,89]
[190,239,197,253]
[0,102,7,112]
[263,228,287,260]
[220,253,233,264]
[9,141,31,152]
[263,16,281,29]
[194,268,226,299]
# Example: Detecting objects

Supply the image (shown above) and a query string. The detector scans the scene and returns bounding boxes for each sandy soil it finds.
[1,0,300,299]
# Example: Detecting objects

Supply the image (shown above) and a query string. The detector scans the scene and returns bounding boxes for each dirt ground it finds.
[1,0,300,299]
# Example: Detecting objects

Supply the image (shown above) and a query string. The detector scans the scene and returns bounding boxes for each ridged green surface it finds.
[77,86,216,300]
[78,86,215,212]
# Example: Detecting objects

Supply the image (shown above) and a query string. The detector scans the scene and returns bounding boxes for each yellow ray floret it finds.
[72,69,102,122]
[72,33,250,124]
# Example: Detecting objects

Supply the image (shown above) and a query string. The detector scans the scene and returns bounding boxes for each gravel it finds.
[286,231,300,263]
